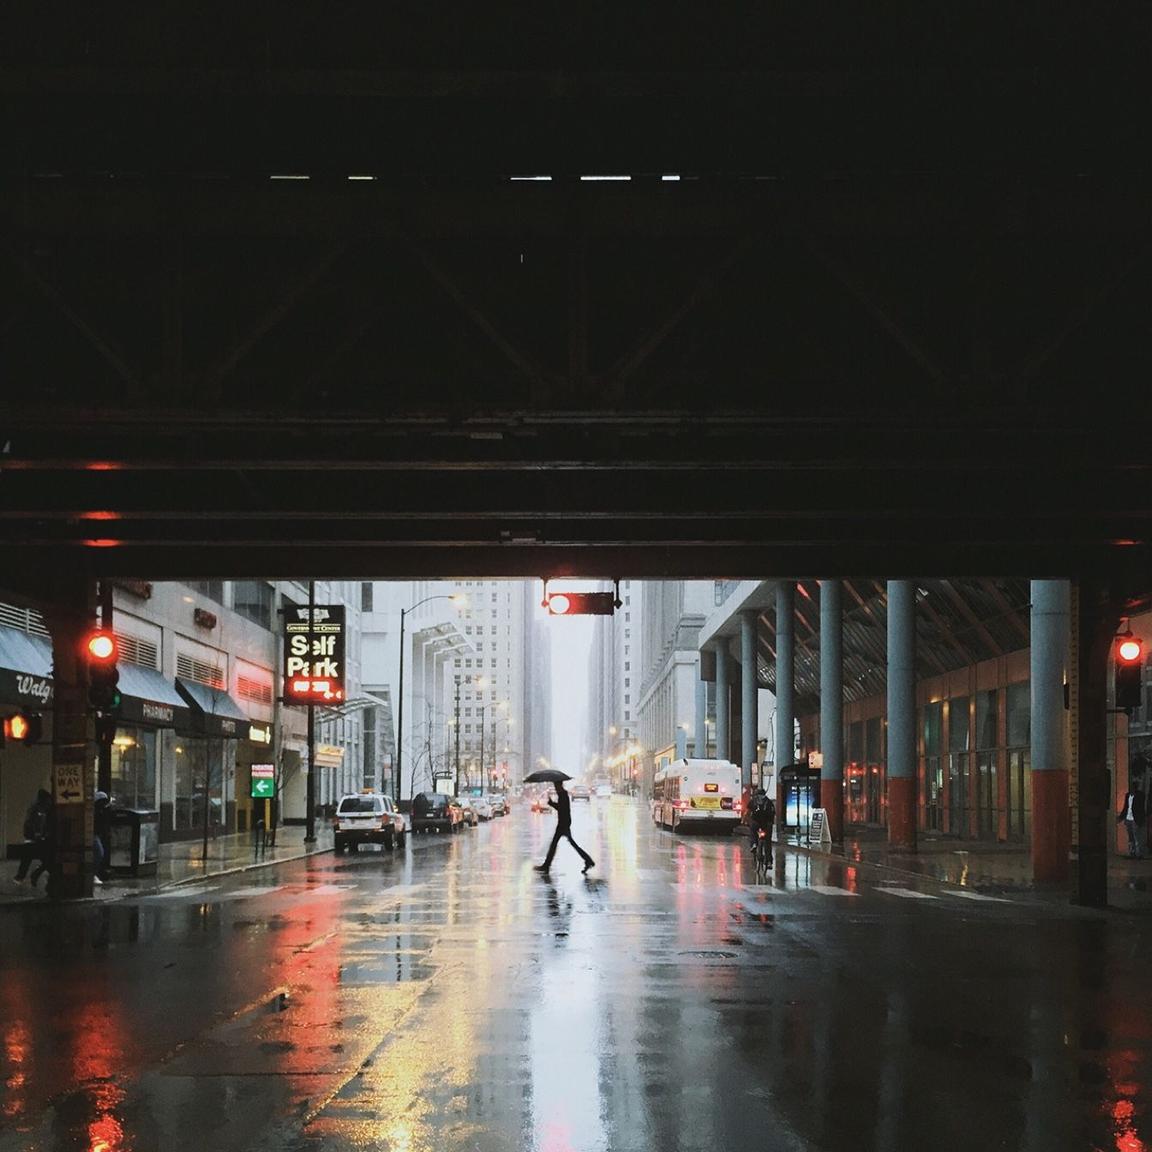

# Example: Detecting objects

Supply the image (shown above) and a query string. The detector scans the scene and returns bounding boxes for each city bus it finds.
[651,758,743,832]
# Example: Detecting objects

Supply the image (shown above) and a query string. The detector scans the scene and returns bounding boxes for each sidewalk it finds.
[0,825,335,905]
[788,825,1152,912]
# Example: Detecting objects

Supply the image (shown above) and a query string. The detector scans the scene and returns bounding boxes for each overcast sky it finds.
[539,579,597,776]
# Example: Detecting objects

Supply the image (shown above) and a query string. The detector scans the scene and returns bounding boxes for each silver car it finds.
[333,792,408,853]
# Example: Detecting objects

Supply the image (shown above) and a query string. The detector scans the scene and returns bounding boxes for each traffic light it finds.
[86,630,122,712]
[543,591,617,616]
[2,710,42,745]
[1115,634,1145,712]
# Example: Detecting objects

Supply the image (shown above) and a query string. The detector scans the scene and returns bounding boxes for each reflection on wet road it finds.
[2,798,1150,1151]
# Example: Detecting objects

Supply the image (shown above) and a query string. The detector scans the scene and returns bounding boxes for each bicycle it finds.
[751,825,773,876]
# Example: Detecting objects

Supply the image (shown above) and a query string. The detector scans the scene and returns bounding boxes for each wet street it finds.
[2,797,1150,1152]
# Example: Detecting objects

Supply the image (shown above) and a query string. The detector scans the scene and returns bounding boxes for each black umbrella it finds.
[523,768,572,784]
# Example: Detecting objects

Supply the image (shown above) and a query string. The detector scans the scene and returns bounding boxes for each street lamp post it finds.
[476,701,485,790]
[396,593,463,802]
[453,675,462,794]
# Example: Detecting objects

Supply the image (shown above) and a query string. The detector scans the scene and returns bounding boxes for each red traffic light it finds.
[1116,633,1145,712]
[544,591,617,616]
[86,631,118,663]
[1118,637,1143,664]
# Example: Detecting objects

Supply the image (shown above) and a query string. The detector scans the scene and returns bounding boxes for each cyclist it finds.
[749,786,776,868]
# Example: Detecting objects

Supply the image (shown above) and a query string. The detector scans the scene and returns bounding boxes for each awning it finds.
[0,626,54,708]
[117,664,190,729]
[175,678,251,739]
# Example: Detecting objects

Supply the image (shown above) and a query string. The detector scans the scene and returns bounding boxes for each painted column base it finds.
[887,776,917,851]
[820,779,844,841]
[1032,769,1070,884]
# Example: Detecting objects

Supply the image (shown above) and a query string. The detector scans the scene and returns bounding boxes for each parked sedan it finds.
[457,798,480,827]
[411,791,466,834]
[488,793,508,816]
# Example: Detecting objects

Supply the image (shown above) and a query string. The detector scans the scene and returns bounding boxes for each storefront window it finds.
[1006,681,1031,840]
[948,696,970,837]
[975,689,999,838]
[174,738,233,832]
[110,727,158,809]
[922,701,943,832]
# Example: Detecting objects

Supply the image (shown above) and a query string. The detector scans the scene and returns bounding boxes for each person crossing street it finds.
[534,779,595,874]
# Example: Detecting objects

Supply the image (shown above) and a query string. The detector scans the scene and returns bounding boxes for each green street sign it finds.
[250,764,276,799]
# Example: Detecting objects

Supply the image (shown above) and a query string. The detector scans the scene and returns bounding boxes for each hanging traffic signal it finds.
[543,591,617,616]
[86,630,122,712]
[1115,634,1144,712]
[2,710,42,745]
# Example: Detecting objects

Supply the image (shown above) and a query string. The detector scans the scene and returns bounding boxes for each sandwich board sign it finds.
[809,807,832,846]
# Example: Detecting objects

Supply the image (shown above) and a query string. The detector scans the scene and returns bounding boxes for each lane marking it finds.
[878,887,937,900]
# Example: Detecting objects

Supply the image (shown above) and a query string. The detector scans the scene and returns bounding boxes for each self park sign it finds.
[283,605,346,705]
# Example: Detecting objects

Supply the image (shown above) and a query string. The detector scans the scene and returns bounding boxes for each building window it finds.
[233,581,274,629]
[177,651,226,690]
[361,583,374,612]
[237,669,274,706]
[116,632,160,670]
[187,580,223,603]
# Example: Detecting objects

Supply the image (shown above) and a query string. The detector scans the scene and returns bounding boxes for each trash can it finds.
[108,808,160,877]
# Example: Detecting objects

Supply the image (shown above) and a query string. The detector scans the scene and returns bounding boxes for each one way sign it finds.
[55,763,84,805]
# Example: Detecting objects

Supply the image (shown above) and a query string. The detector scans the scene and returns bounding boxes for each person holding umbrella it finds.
[525,769,595,874]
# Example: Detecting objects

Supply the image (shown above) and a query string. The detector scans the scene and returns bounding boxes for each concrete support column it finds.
[715,643,729,764]
[820,580,844,841]
[775,583,795,777]
[1031,580,1070,884]
[695,671,708,758]
[887,580,917,850]
[741,610,758,790]
[44,577,98,900]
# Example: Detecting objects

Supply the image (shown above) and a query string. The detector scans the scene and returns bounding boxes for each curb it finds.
[0,844,334,906]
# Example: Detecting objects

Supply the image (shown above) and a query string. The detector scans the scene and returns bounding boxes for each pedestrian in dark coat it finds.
[535,780,596,874]
[14,788,54,886]
[1118,781,1147,858]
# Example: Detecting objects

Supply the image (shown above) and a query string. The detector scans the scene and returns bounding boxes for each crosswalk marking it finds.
[146,884,218,900]
[226,885,285,899]
[941,889,1011,903]
[809,885,858,897]
[878,887,937,900]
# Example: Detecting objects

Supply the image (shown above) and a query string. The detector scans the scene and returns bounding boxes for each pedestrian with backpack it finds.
[13,788,54,886]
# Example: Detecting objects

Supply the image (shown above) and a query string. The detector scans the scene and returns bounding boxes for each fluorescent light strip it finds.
[270,174,310,181]
[348,175,375,181]
[510,175,553,182]
[662,175,681,182]
[580,175,631,182]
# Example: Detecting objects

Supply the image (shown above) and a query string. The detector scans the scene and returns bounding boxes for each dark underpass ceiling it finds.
[1,5,1151,589]
[756,579,1033,709]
